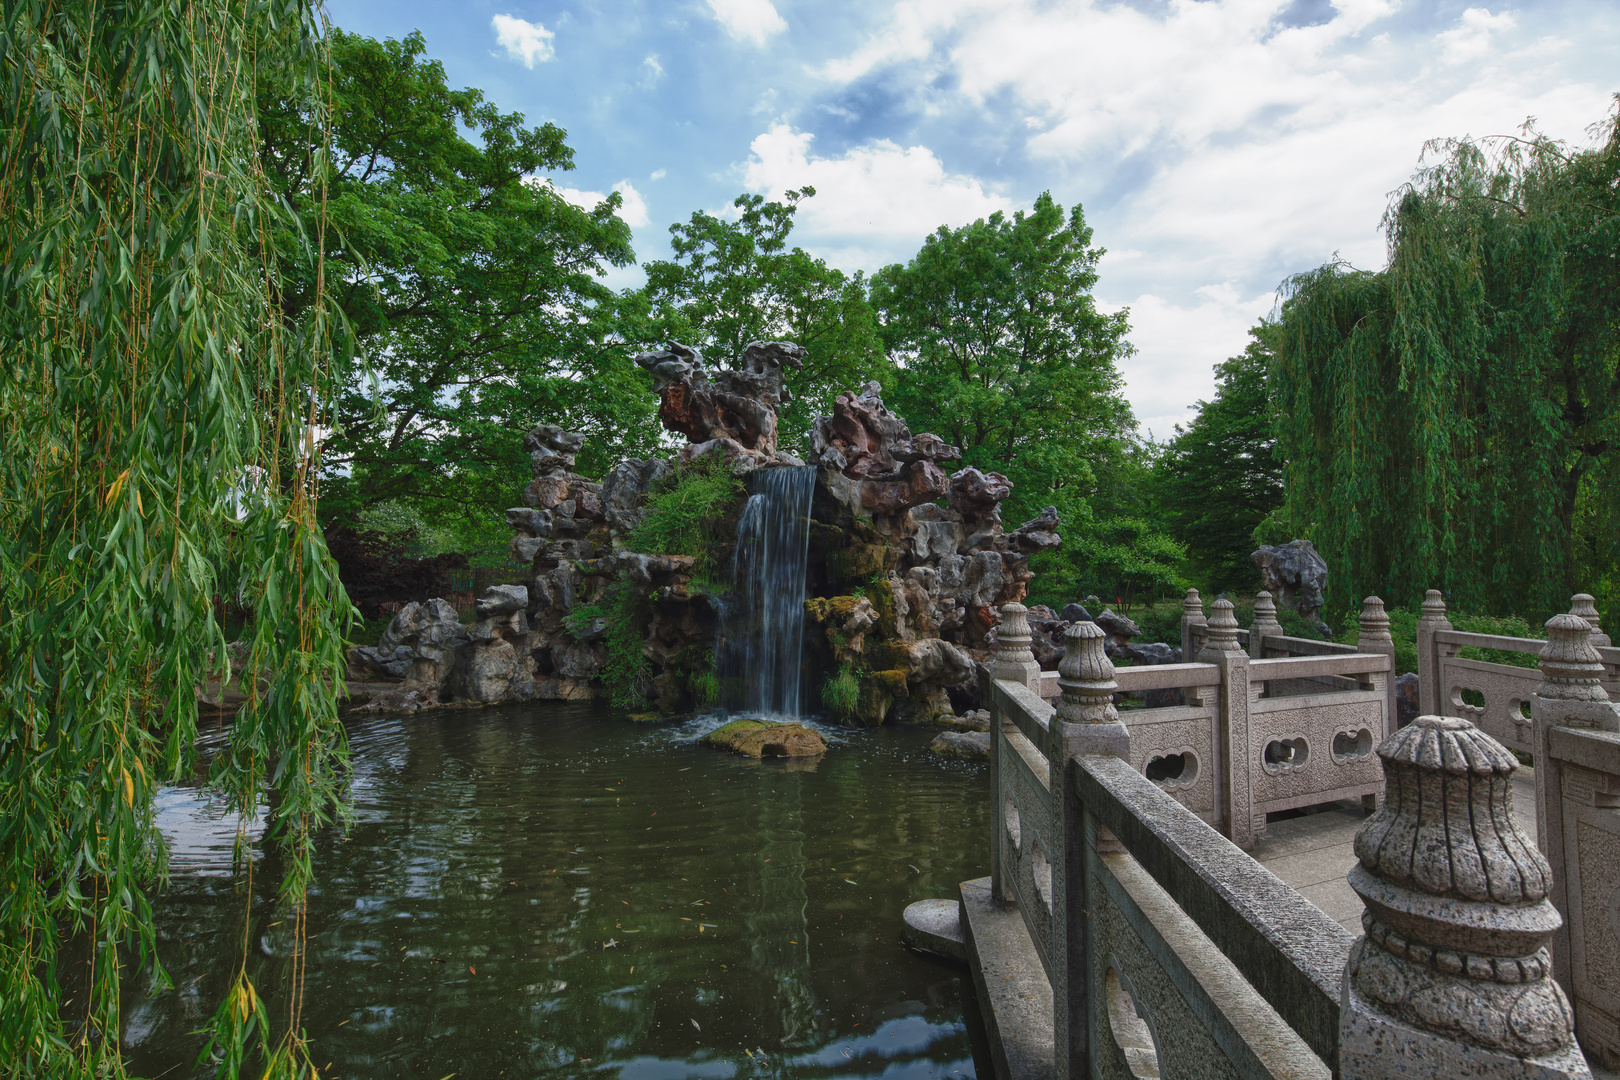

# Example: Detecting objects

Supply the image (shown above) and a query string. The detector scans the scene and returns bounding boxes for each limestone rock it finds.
[1060,602,1093,624]
[634,340,799,455]
[1123,642,1178,665]
[1394,671,1420,727]
[1008,506,1062,554]
[601,457,676,536]
[701,719,826,757]
[476,584,528,617]
[452,637,517,703]
[895,637,975,687]
[1094,609,1141,648]
[1252,539,1329,618]
[350,599,467,687]
[810,381,957,479]
[929,730,990,759]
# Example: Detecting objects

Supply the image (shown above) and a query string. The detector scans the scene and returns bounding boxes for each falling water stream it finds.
[718,466,817,720]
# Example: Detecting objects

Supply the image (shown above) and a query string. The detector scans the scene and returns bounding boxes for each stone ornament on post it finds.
[1180,588,1207,663]
[1358,596,1398,735]
[1340,714,1590,1080]
[1567,594,1612,649]
[1416,590,1453,718]
[988,601,1043,693]
[1199,598,1257,846]
[1248,590,1283,659]
[1054,620,1129,760]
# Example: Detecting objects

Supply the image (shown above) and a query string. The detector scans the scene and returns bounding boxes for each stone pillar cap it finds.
[1379,714,1518,776]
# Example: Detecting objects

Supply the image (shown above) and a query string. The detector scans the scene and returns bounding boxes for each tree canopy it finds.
[1152,330,1285,593]
[640,188,889,451]
[870,193,1135,524]
[1272,107,1620,622]
[259,29,661,525]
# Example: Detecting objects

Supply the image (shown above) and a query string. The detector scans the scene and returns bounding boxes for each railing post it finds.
[1340,715,1589,1079]
[1416,589,1452,718]
[1200,598,1256,848]
[1533,613,1620,1065]
[988,603,1042,905]
[1180,588,1207,663]
[1569,593,1618,695]
[1249,589,1283,659]
[1050,621,1128,1080]
[1357,595,1398,736]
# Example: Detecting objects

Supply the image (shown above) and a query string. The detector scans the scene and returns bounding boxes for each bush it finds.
[820,662,860,721]
[626,455,745,581]
[566,585,654,709]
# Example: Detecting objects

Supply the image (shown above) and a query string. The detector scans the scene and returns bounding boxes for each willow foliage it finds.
[0,2,353,1076]
[1272,104,1620,624]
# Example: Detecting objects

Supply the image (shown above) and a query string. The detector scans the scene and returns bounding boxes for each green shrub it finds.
[820,662,861,721]
[690,669,720,707]
[626,455,745,580]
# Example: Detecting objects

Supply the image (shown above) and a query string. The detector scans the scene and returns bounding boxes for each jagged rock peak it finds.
[633,341,705,392]
[811,381,960,479]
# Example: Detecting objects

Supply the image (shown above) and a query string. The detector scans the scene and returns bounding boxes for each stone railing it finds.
[1022,596,1392,849]
[980,604,1593,1079]
[1419,590,1620,756]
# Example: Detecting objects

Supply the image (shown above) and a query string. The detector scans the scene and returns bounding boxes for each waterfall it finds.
[718,466,817,720]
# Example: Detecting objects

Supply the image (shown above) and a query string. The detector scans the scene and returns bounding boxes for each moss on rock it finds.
[828,543,891,584]
[701,719,826,757]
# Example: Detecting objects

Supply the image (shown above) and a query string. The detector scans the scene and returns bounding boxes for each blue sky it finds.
[325,0,1619,437]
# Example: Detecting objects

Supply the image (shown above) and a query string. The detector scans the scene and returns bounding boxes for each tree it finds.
[869,192,1169,599]
[259,29,662,526]
[1153,330,1286,592]
[0,3,350,1075]
[870,193,1134,522]
[1273,106,1620,625]
[640,189,890,450]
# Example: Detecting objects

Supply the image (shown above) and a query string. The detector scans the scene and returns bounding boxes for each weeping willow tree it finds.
[1271,102,1620,626]
[0,2,354,1076]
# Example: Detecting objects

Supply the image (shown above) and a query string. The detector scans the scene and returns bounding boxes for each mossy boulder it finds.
[828,543,891,584]
[701,719,826,757]
[870,668,909,697]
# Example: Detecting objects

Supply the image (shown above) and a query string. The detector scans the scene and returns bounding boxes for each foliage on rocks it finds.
[625,455,745,583]
[0,3,352,1075]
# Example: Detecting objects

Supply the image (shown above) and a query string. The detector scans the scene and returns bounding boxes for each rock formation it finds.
[347,339,1064,725]
[1251,539,1329,620]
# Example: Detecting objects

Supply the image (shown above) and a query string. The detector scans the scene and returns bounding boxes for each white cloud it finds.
[491,14,555,68]
[1104,284,1278,440]
[1438,7,1517,66]
[544,179,651,229]
[650,169,667,181]
[742,123,1013,270]
[819,0,1615,425]
[706,0,787,46]
[642,54,664,83]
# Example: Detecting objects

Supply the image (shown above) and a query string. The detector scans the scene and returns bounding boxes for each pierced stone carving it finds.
[1343,715,1579,1066]
[1262,736,1310,774]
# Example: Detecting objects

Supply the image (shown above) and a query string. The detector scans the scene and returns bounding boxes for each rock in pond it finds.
[929,730,990,759]
[701,719,826,757]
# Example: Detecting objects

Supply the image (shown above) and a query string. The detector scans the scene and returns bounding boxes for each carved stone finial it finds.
[988,602,1041,692]
[1344,716,1578,1064]
[1534,614,1620,733]
[1419,589,1450,628]
[1202,598,1242,653]
[1357,596,1394,649]
[996,602,1035,665]
[1182,588,1205,623]
[1055,621,1118,726]
[1249,590,1283,655]
[1568,594,1611,648]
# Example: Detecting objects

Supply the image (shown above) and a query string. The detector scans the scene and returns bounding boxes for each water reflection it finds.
[123,702,990,1080]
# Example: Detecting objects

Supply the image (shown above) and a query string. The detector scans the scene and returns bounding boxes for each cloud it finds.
[546,179,650,229]
[706,0,787,46]
[741,123,1013,270]
[642,54,663,84]
[1103,284,1278,439]
[650,169,667,181]
[491,14,555,68]
[817,0,1615,423]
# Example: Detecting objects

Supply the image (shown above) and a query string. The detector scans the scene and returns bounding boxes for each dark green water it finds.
[123,704,991,1079]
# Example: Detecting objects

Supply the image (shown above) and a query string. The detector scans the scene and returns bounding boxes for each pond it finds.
[122,703,992,1080]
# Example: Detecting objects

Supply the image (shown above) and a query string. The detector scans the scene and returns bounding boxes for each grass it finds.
[820,662,860,721]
